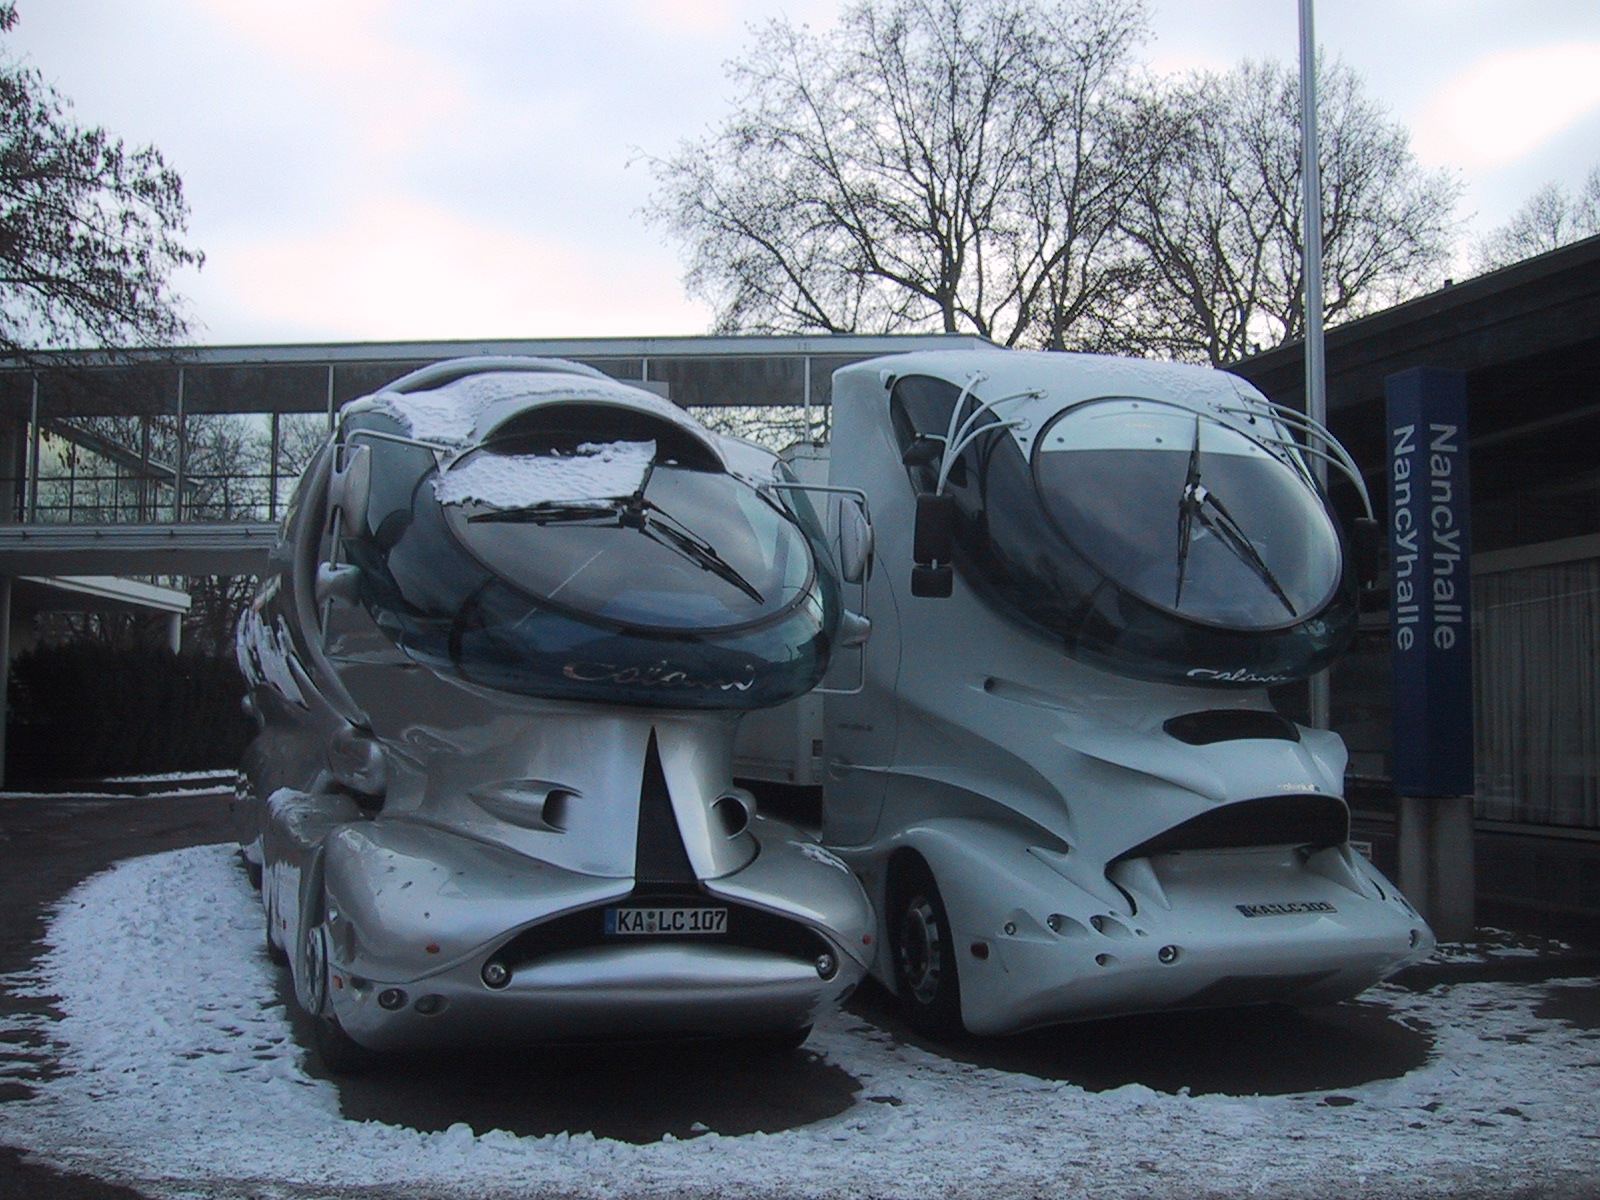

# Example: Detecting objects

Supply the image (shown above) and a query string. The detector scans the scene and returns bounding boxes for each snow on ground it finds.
[0,787,234,802]
[104,772,237,785]
[2,845,1598,1200]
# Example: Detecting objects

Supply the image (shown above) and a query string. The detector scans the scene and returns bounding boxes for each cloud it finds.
[1413,43,1600,169]
[629,0,741,37]
[180,0,470,157]
[206,194,712,341]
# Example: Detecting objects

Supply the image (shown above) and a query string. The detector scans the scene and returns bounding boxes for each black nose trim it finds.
[634,729,698,885]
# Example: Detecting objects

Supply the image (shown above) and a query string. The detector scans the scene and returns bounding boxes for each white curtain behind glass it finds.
[1475,559,1600,828]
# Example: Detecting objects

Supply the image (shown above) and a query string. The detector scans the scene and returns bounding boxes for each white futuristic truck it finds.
[236,358,874,1069]
[735,348,1434,1037]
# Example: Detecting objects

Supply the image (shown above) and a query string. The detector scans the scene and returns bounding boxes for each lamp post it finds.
[1300,0,1330,730]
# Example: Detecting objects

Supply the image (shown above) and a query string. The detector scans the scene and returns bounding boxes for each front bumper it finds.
[319,815,872,1050]
[890,822,1435,1036]
[331,941,859,1048]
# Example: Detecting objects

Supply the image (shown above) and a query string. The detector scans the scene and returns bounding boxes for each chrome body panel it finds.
[736,348,1434,1035]
[837,818,1424,1035]
[239,358,873,1053]
[332,944,846,1049]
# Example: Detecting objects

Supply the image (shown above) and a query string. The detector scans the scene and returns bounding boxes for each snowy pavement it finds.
[1,844,1597,1200]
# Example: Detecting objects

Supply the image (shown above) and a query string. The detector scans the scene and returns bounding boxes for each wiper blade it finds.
[639,509,765,605]
[466,483,766,606]
[1173,414,1296,619]
[467,501,623,525]
[1175,416,1203,607]
[1193,488,1298,618]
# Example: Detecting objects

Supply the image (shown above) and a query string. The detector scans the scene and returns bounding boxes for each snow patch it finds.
[435,440,655,509]
[3,845,1598,1200]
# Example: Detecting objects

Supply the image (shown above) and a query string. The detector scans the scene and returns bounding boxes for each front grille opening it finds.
[494,889,832,972]
[1163,709,1301,745]
[1114,794,1349,861]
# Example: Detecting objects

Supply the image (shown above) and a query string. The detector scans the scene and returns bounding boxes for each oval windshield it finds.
[442,454,814,633]
[1032,399,1342,630]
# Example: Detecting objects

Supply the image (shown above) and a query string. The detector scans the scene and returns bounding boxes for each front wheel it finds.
[889,859,963,1038]
[311,1012,378,1075]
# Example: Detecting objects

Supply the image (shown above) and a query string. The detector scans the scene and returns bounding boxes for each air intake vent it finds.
[1163,710,1301,745]
[1114,794,1348,861]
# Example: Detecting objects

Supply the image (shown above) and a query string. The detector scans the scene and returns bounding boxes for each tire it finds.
[239,847,263,891]
[889,858,964,1038]
[311,1013,378,1075]
[263,885,288,967]
[297,902,381,1075]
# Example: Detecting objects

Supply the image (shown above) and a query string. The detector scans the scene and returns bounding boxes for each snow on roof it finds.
[434,440,656,509]
[3,845,1595,1199]
[352,366,714,457]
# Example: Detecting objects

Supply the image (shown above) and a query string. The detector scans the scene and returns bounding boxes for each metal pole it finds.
[173,367,187,522]
[0,574,11,789]
[26,376,38,522]
[803,357,814,443]
[1300,0,1331,730]
[268,411,280,521]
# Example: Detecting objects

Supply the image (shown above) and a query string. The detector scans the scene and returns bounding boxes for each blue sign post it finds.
[1385,367,1475,938]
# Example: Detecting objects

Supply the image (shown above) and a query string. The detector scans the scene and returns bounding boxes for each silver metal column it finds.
[0,574,11,789]
[1300,0,1331,731]
[1398,794,1476,941]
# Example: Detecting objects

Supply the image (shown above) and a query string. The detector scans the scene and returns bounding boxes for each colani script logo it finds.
[563,660,756,691]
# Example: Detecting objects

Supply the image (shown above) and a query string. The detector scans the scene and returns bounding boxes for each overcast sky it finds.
[7,0,1599,346]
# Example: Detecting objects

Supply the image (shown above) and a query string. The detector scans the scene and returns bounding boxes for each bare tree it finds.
[1476,166,1600,273]
[648,0,1154,350]
[0,2,202,359]
[1118,58,1460,367]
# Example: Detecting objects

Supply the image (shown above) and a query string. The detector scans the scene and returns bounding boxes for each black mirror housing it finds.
[912,493,956,599]
[911,564,953,598]
[1352,516,1382,588]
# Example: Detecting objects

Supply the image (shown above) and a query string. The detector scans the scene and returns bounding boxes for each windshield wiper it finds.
[467,492,766,605]
[636,507,765,604]
[1192,487,1298,618]
[1175,416,1204,608]
[468,501,624,525]
[1174,416,1297,619]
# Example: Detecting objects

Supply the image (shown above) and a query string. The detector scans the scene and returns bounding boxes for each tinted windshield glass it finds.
[443,457,814,633]
[1033,399,1341,631]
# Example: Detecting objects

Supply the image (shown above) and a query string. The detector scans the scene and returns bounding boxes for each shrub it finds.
[6,643,251,782]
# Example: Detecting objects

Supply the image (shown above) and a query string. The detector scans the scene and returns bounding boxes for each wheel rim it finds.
[898,895,943,1006]
[302,924,329,1015]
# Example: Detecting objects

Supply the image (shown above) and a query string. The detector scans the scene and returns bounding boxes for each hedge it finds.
[6,643,253,783]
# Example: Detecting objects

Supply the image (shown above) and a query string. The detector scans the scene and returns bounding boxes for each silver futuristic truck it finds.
[236,357,874,1069]
[735,348,1435,1038]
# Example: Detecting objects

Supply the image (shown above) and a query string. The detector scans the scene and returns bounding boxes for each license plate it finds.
[605,906,729,936]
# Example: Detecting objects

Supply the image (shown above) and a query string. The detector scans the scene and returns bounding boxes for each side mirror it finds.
[912,493,955,599]
[838,497,874,584]
[1352,516,1382,588]
[315,562,362,608]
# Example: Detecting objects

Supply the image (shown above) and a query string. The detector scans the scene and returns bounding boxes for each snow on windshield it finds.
[2,844,1596,1200]
[359,372,690,448]
[434,440,656,510]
